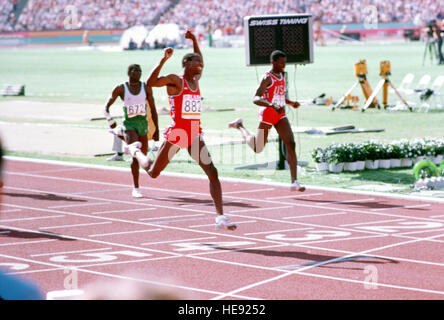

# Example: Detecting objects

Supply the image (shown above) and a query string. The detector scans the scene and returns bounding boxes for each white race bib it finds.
[272,94,286,107]
[126,103,146,118]
[181,94,201,119]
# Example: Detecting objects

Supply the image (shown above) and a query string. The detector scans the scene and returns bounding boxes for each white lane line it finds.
[48,202,110,209]
[318,198,375,205]
[0,239,58,247]
[228,205,294,214]
[0,208,22,213]
[340,219,405,227]
[40,221,112,230]
[189,220,257,228]
[283,212,347,220]
[138,214,205,221]
[244,227,313,236]
[30,247,112,257]
[140,236,217,246]
[0,215,65,223]
[92,207,157,215]
[89,229,162,238]
[266,192,324,200]
[224,188,275,195]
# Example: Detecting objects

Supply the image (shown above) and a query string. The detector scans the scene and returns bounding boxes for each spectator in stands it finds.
[2,0,444,37]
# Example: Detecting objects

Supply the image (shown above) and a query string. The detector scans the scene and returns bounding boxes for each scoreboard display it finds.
[244,14,313,66]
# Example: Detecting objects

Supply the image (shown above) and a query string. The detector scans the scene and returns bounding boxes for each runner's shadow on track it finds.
[0,228,75,241]
[209,246,398,270]
[2,192,86,203]
[157,196,259,209]
[295,198,428,211]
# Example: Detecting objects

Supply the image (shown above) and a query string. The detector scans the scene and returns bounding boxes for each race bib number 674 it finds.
[126,103,146,118]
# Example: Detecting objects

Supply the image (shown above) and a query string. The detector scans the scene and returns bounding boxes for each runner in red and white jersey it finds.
[258,71,287,126]
[228,50,306,192]
[164,75,203,149]
[128,30,236,231]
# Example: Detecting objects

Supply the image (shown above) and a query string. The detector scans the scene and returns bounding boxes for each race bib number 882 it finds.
[182,94,201,119]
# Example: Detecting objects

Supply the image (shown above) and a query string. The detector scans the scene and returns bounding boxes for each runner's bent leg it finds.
[233,121,271,153]
[148,140,179,178]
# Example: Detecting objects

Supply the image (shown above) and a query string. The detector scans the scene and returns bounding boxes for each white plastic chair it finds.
[420,75,444,112]
[410,74,432,110]
[393,73,415,95]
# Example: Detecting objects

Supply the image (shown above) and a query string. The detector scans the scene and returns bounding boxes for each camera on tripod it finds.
[423,20,439,65]
[379,60,391,77]
[354,60,368,78]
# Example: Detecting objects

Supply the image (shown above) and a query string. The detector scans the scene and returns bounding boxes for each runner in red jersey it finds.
[128,30,236,231]
[163,75,203,149]
[228,50,305,192]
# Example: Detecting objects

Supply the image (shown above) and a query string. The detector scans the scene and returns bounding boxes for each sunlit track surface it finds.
[1,158,444,300]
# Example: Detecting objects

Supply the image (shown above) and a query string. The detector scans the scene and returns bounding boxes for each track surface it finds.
[1,157,444,300]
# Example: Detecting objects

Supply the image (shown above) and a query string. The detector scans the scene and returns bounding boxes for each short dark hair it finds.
[128,64,141,72]
[182,53,201,67]
[270,50,286,62]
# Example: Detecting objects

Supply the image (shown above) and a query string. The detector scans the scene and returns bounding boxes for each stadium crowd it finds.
[7,0,172,32]
[1,0,443,33]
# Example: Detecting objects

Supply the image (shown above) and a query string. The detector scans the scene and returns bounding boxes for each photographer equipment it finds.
[362,61,412,112]
[332,60,379,111]
[423,20,438,66]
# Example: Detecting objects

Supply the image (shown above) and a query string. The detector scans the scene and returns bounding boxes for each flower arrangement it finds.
[361,141,381,161]
[387,142,402,159]
[311,147,328,163]
[311,137,444,172]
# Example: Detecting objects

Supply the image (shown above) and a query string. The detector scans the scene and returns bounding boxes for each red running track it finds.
[1,157,444,300]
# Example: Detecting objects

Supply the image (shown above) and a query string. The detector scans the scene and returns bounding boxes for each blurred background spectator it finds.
[1,0,444,36]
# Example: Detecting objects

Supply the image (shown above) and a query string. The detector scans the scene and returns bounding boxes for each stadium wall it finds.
[0,29,123,46]
[0,22,421,46]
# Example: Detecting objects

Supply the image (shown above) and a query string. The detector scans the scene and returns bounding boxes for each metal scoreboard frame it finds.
[244,13,314,66]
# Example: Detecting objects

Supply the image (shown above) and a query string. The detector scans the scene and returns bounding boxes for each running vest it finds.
[168,76,202,124]
[123,82,147,119]
[263,72,286,107]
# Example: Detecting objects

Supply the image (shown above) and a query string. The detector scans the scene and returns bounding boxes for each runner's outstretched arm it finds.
[185,30,203,63]
[147,48,175,88]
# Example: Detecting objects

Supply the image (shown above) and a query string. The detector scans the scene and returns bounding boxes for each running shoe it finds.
[215,215,237,231]
[132,188,143,198]
[290,180,306,192]
[228,118,243,129]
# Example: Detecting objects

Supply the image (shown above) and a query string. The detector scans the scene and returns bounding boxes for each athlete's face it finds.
[128,66,142,81]
[272,57,286,73]
[188,56,203,76]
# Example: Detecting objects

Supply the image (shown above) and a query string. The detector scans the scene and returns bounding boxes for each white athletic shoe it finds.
[290,180,306,192]
[125,141,142,157]
[106,154,124,161]
[132,188,143,198]
[215,215,237,231]
[228,118,243,129]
